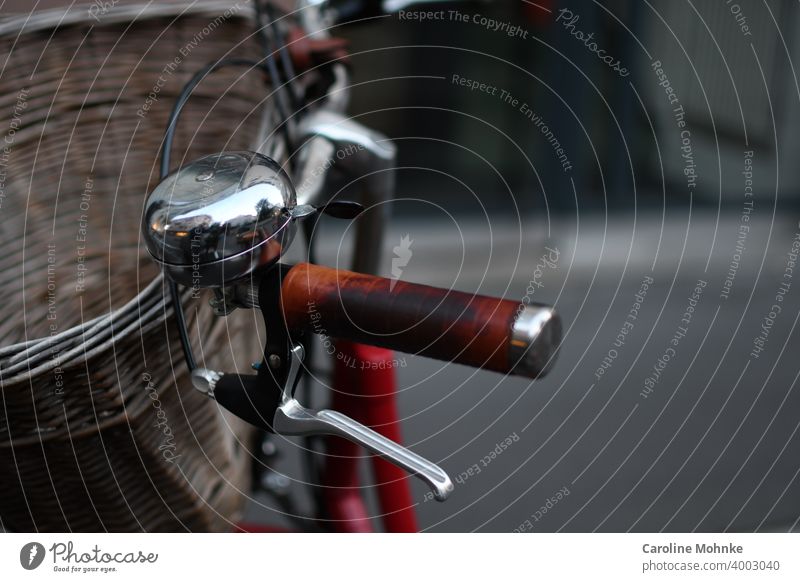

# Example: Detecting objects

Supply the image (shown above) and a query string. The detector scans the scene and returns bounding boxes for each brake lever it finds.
[273,344,453,501]
[190,344,453,501]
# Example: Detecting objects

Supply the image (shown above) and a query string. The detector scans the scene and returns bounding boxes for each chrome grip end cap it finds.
[509,306,561,379]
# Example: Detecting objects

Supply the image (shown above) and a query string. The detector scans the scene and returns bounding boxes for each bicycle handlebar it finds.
[280,263,560,379]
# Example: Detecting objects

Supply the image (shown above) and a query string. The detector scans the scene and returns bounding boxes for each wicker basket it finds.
[0,2,274,531]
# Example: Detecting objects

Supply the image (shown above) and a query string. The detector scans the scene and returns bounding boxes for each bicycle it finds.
[0,0,559,533]
[142,0,562,532]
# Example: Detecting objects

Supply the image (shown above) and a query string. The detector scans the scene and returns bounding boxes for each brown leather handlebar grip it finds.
[280,263,560,379]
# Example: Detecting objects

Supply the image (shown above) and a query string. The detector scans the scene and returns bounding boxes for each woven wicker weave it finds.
[0,3,274,531]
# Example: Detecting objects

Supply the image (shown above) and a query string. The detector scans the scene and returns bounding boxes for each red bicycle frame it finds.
[324,342,418,532]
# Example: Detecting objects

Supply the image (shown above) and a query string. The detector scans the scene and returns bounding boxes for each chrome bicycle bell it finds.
[143,151,364,288]
[142,151,297,288]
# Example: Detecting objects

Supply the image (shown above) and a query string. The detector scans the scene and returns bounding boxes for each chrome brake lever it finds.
[274,345,453,502]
